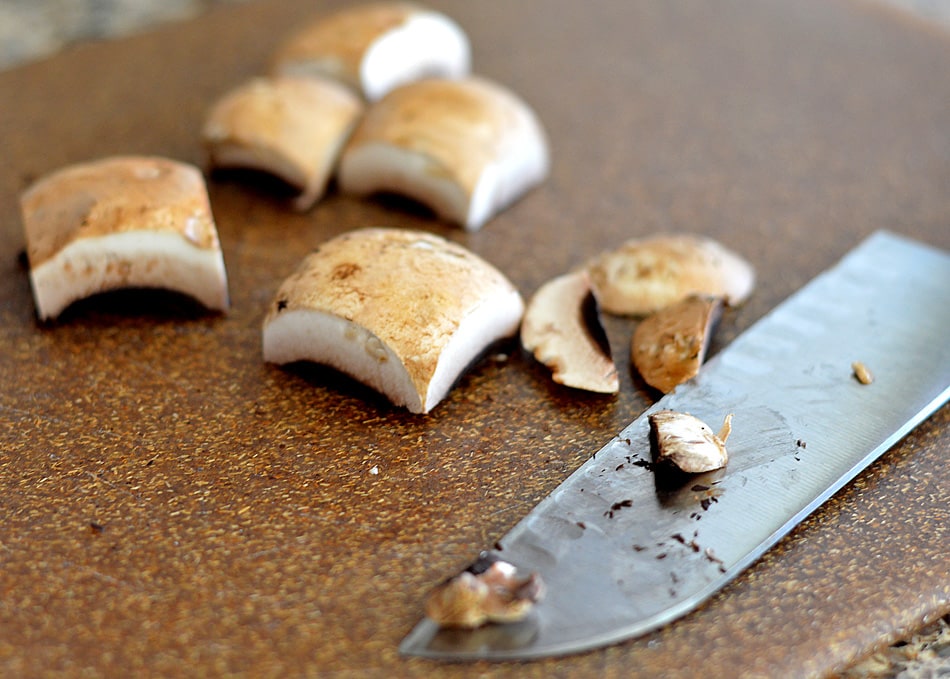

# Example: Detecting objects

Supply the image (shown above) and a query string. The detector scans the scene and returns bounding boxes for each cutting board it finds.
[1,1,948,676]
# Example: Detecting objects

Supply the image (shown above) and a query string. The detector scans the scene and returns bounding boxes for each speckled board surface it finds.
[1,0,948,677]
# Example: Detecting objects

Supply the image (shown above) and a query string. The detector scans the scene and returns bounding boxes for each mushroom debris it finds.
[424,554,545,628]
[269,1,471,102]
[631,295,724,394]
[261,227,524,413]
[586,233,755,316]
[202,75,364,211]
[337,76,550,230]
[19,155,229,321]
[649,410,733,474]
[520,270,619,393]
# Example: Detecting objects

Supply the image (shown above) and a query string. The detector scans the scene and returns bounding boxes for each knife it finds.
[400,231,950,660]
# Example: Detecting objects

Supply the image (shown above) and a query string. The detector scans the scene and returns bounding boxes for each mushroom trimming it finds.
[649,410,732,474]
[261,227,524,413]
[20,155,229,321]
[269,1,471,102]
[520,270,619,393]
[586,234,755,316]
[203,75,364,211]
[424,554,545,628]
[337,76,550,230]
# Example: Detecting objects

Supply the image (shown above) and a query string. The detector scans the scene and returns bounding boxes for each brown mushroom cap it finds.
[521,270,619,394]
[586,234,755,316]
[649,410,731,474]
[202,75,364,210]
[337,76,550,230]
[20,156,229,321]
[262,227,524,413]
[631,295,724,393]
[269,1,470,101]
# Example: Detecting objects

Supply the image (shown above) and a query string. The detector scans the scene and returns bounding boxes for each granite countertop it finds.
[1,1,947,677]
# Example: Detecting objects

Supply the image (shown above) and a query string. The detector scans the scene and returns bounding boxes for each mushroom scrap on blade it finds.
[19,156,229,321]
[262,227,524,413]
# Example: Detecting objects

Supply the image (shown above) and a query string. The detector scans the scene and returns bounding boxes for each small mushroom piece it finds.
[202,75,364,210]
[521,270,619,393]
[337,76,550,230]
[586,234,755,316]
[262,227,524,413]
[20,156,229,321]
[270,2,470,102]
[631,295,724,393]
[424,555,545,629]
[649,411,732,474]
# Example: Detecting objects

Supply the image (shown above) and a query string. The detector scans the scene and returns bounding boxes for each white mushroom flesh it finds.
[20,156,229,321]
[270,2,471,101]
[203,75,364,210]
[337,76,550,230]
[262,228,524,413]
[587,234,755,316]
[521,270,618,393]
[649,410,731,474]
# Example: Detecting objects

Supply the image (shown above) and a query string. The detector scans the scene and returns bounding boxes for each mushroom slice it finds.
[521,270,618,394]
[20,156,229,321]
[586,234,755,316]
[337,76,550,230]
[631,295,724,394]
[649,411,732,474]
[203,75,364,210]
[262,227,524,413]
[424,553,545,629]
[269,1,470,102]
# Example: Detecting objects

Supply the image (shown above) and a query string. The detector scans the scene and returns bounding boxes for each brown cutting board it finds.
[1,0,948,676]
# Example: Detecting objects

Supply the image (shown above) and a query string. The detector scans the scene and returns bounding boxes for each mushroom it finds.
[20,156,229,321]
[424,554,545,628]
[586,234,755,316]
[262,227,524,413]
[520,270,619,393]
[269,1,470,102]
[337,76,550,230]
[649,410,732,474]
[202,75,364,211]
[631,295,724,393]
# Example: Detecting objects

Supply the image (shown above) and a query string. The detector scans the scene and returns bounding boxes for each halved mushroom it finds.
[337,76,550,230]
[631,295,724,394]
[202,75,364,210]
[586,234,755,316]
[270,1,470,102]
[521,270,618,393]
[649,411,732,474]
[262,227,524,413]
[20,156,229,321]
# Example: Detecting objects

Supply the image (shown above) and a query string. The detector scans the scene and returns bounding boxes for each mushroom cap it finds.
[521,270,619,394]
[262,227,524,413]
[20,156,229,321]
[202,75,364,210]
[587,234,755,316]
[649,410,730,474]
[270,1,470,102]
[337,76,550,230]
[631,295,724,394]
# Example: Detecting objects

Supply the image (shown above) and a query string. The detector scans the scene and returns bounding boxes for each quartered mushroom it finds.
[649,410,732,474]
[20,156,229,321]
[586,234,755,316]
[631,295,724,394]
[337,76,550,230]
[262,227,524,413]
[269,1,470,102]
[521,270,619,394]
[424,553,545,629]
[202,75,364,210]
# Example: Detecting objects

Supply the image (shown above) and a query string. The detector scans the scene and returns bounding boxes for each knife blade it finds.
[400,231,950,661]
